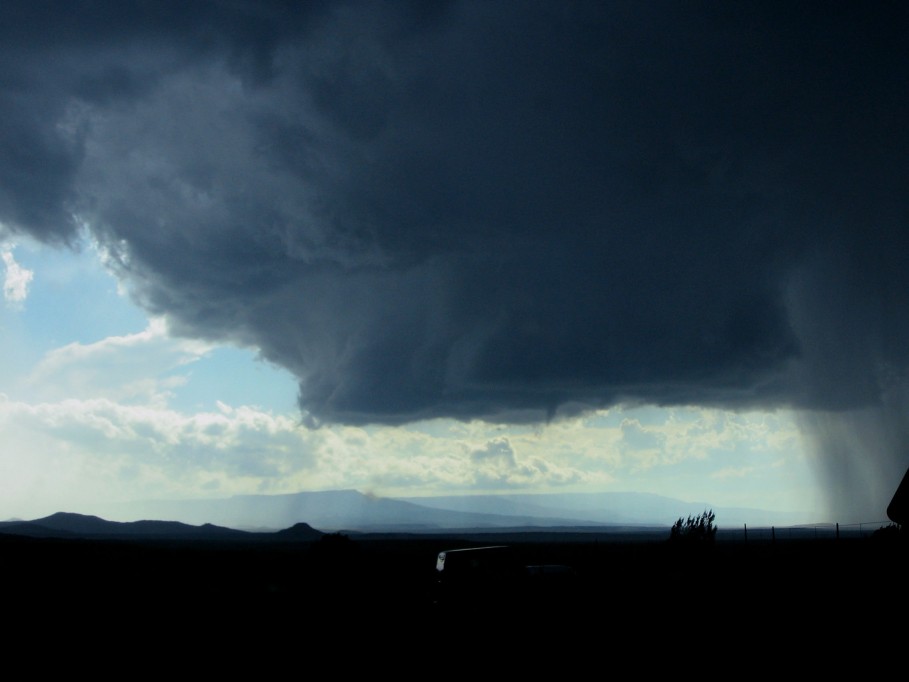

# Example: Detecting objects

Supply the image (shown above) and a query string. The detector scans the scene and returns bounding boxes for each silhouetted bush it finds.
[872,523,904,542]
[669,509,717,545]
[312,532,358,564]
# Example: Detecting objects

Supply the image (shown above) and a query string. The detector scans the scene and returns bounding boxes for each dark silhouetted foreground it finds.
[2,523,906,657]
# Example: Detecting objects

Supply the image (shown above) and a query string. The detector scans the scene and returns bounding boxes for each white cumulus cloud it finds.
[2,247,33,307]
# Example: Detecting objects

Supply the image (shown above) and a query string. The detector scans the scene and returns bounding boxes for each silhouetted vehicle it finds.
[433,545,523,606]
[432,545,578,611]
[888,466,909,526]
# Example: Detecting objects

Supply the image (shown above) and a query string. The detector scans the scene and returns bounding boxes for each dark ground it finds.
[2,529,905,668]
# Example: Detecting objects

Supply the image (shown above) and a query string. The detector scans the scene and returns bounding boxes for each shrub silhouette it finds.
[669,509,717,544]
[872,523,904,542]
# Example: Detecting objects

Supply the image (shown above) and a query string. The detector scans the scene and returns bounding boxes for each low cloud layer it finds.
[2,3,907,516]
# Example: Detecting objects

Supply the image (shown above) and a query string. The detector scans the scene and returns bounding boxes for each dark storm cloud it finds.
[2,0,908,467]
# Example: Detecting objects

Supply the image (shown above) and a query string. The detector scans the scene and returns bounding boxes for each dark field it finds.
[3,529,905,665]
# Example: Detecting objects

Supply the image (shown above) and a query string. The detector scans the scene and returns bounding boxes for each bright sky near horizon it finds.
[1,234,823,522]
[1,2,907,527]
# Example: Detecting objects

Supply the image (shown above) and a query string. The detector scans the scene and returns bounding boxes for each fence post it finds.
[771,526,775,544]
[744,523,747,544]
[836,523,839,541]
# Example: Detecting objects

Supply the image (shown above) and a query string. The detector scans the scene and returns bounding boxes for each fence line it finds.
[719,519,896,543]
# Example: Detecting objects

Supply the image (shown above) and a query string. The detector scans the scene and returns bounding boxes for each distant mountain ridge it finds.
[100,489,600,533]
[93,489,817,533]
[396,491,812,528]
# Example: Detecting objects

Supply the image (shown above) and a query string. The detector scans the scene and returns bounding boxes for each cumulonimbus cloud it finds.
[0,2,906,452]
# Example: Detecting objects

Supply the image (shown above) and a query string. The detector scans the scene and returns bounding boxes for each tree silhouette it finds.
[669,509,717,545]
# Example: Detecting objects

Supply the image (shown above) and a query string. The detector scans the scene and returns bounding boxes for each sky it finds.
[1,1,907,525]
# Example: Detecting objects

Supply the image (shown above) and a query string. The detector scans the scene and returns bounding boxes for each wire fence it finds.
[716,519,897,543]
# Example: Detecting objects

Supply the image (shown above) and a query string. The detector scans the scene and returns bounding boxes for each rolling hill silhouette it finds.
[0,510,331,543]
